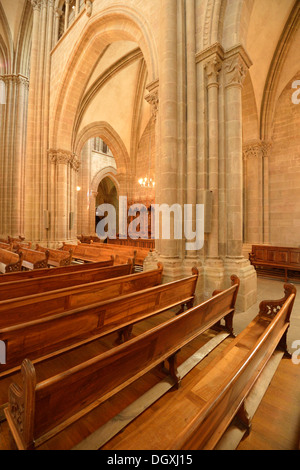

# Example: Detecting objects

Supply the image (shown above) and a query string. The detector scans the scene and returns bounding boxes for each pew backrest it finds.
[0,262,133,301]
[61,243,116,263]
[0,266,199,376]
[0,257,115,283]
[5,275,240,450]
[0,264,164,329]
[18,248,50,270]
[36,245,73,267]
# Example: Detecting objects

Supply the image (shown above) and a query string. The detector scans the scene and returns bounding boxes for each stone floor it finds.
[234,277,300,352]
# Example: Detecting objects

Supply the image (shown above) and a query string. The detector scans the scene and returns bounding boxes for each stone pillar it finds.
[48,149,81,245]
[0,74,29,239]
[182,0,203,299]
[25,0,59,244]
[203,49,225,297]
[223,47,257,311]
[157,0,182,280]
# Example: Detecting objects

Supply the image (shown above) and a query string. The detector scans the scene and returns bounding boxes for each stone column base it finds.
[183,257,204,304]
[224,256,257,312]
[204,258,225,299]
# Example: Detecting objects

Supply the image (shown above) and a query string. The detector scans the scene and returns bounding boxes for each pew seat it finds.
[4,275,240,450]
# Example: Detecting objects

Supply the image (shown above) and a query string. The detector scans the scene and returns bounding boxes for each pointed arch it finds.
[74,121,130,175]
[50,6,158,154]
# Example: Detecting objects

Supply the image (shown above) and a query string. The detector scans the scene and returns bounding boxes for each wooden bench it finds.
[102,283,296,451]
[4,275,239,450]
[250,244,300,282]
[0,249,23,274]
[0,257,115,283]
[17,248,50,271]
[0,243,13,251]
[88,241,149,267]
[0,262,133,301]
[0,267,200,381]
[61,243,124,264]
[36,245,73,267]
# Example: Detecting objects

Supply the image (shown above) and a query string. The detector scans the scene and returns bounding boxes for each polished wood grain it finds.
[61,243,128,264]
[250,245,300,282]
[17,247,50,270]
[0,262,133,301]
[0,249,23,274]
[36,245,73,267]
[0,257,114,283]
[81,241,150,267]
[102,284,296,450]
[4,275,238,450]
[0,266,169,377]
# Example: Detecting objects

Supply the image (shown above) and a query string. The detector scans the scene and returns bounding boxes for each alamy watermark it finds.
[291,80,300,104]
[0,341,6,365]
[291,340,300,365]
[96,197,205,251]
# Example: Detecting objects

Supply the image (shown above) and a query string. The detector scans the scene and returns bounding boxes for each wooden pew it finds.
[102,283,296,451]
[4,275,240,450]
[250,244,300,282]
[61,243,122,264]
[88,241,149,267]
[36,245,73,267]
[0,262,133,301]
[0,243,13,251]
[0,249,23,274]
[17,247,50,270]
[0,267,199,379]
[0,257,115,283]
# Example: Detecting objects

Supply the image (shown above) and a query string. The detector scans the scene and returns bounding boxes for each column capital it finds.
[48,148,80,168]
[224,45,252,88]
[145,79,159,121]
[204,55,222,86]
[31,0,42,11]
[243,140,272,160]
[196,42,225,64]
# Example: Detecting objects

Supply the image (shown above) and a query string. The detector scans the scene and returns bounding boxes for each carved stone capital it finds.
[85,0,93,17]
[204,55,222,86]
[48,149,81,171]
[224,45,252,89]
[243,140,272,160]
[224,55,248,88]
[31,0,42,11]
[70,154,81,172]
[145,79,159,121]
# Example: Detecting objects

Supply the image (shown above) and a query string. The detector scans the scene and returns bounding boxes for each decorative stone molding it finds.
[48,149,81,171]
[70,154,81,172]
[243,140,272,160]
[145,79,159,121]
[31,0,42,11]
[223,45,252,88]
[204,55,222,86]
[196,42,224,64]
[2,74,29,88]
[85,0,93,17]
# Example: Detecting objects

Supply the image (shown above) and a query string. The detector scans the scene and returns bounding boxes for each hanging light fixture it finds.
[139,117,155,188]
